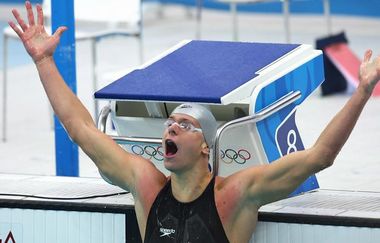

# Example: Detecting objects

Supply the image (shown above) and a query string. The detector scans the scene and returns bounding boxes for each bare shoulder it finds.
[214,168,262,215]
[133,160,168,212]
[131,160,168,237]
[214,166,264,196]
[134,159,167,195]
[214,166,269,216]
[214,171,261,242]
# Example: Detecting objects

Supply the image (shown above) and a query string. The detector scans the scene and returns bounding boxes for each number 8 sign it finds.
[275,108,305,157]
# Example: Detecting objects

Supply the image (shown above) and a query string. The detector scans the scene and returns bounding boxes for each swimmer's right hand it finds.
[8,1,66,65]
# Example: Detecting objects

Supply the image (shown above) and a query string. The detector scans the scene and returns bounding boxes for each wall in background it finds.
[3,0,380,18]
[159,0,380,18]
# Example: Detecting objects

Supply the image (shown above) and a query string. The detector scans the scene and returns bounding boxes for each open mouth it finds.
[165,139,178,157]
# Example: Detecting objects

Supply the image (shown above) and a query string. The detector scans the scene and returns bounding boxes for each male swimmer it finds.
[9,2,380,242]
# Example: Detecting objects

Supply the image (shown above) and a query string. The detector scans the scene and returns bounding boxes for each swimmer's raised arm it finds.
[8,1,166,193]
[242,50,380,207]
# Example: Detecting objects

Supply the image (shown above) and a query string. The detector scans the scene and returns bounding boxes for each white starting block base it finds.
[0,174,379,243]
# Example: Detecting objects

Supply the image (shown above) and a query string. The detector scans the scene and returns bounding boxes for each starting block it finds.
[95,40,324,196]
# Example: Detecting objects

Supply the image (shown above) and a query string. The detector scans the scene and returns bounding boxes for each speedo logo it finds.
[160,227,176,237]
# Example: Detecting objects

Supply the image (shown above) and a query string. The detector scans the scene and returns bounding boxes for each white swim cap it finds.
[171,103,217,148]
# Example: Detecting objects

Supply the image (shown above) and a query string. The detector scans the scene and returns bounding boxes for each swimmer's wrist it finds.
[35,56,54,67]
[354,85,371,102]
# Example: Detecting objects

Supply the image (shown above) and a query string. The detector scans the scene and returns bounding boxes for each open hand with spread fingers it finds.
[359,50,380,96]
[8,1,67,64]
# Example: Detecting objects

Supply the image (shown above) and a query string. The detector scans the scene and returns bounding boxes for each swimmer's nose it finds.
[168,123,180,135]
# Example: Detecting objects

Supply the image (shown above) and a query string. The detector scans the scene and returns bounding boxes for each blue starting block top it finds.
[95,40,300,103]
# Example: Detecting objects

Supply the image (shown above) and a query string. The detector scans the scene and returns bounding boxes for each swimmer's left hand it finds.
[359,49,380,95]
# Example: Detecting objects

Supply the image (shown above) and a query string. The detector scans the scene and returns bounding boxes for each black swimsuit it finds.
[144,177,230,243]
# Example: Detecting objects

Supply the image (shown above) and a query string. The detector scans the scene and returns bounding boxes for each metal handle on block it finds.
[97,105,162,145]
[212,90,302,176]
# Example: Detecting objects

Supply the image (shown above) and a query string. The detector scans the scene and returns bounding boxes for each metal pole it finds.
[52,0,79,176]
[195,0,203,40]
[138,1,144,63]
[283,0,290,43]
[91,38,99,121]
[2,34,8,142]
[323,0,332,35]
[231,3,238,41]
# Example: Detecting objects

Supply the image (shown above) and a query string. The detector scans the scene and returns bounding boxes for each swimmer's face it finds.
[162,114,208,172]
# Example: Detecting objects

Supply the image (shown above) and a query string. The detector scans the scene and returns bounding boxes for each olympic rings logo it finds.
[220,149,251,164]
[131,145,164,161]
